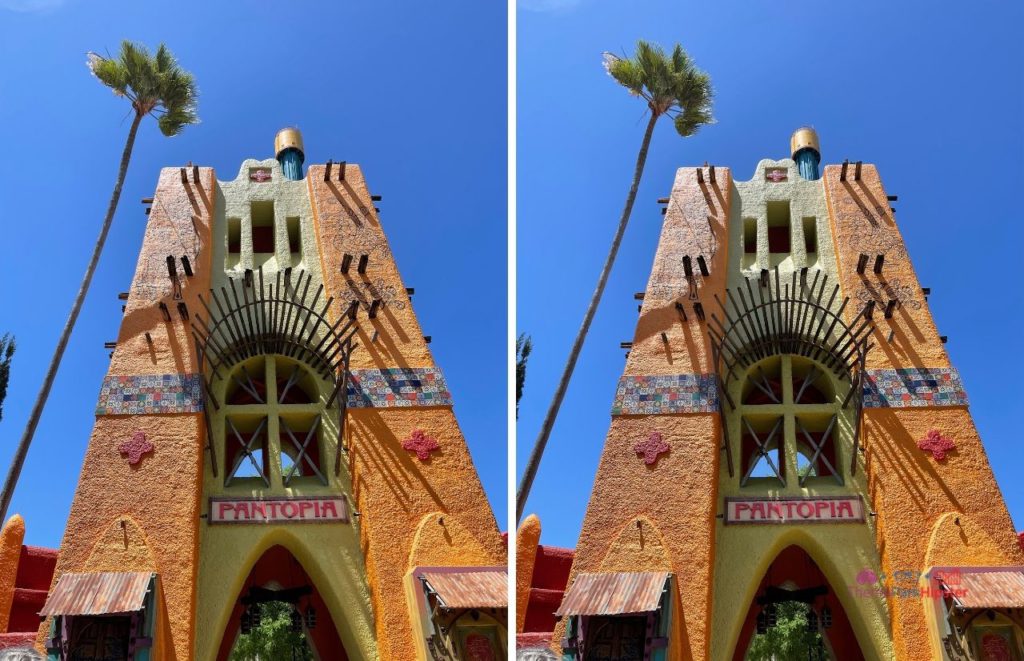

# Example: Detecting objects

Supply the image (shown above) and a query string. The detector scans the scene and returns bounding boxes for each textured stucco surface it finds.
[38,167,214,659]
[862,407,1024,659]
[516,515,541,633]
[710,161,890,659]
[346,407,506,660]
[0,515,25,632]
[821,163,948,371]
[213,158,322,287]
[308,163,506,660]
[556,167,731,661]
[42,154,506,660]
[193,157,377,660]
[627,167,731,376]
[306,163,432,371]
[556,154,1024,661]
[555,414,720,661]
[727,159,838,298]
[822,162,1022,659]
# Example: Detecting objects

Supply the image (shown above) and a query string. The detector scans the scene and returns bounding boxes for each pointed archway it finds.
[215,545,348,661]
[732,545,865,660]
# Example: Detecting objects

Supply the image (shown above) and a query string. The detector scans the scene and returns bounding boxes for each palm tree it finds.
[516,333,532,418]
[516,41,713,522]
[0,41,198,523]
[0,334,15,422]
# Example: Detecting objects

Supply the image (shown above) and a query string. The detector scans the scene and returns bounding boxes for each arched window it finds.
[222,355,330,488]
[738,356,844,487]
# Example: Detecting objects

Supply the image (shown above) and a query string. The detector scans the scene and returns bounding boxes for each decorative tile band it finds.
[611,373,719,415]
[862,368,968,408]
[347,367,453,408]
[96,373,204,415]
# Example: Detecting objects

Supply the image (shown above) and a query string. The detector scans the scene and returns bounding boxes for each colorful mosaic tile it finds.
[347,367,453,408]
[611,373,719,415]
[862,368,968,408]
[96,373,204,415]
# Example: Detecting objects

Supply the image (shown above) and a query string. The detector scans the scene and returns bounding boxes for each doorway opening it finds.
[215,545,347,661]
[734,545,865,661]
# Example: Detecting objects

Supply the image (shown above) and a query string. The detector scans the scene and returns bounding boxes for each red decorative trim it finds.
[249,168,272,182]
[118,431,154,465]
[402,429,440,461]
[633,432,670,465]
[918,429,955,460]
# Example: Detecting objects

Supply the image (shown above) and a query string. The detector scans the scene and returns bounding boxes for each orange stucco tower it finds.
[36,129,507,661]
[547,129,1024,660]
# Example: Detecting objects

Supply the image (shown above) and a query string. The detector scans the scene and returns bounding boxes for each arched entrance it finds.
[215,545,348,661]
[733,545,864,660]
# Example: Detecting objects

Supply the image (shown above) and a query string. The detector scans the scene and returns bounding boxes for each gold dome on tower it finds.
[274,127,304,159]
[790,126,820,159]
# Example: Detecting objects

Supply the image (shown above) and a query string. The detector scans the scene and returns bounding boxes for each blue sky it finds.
[517,0,1024,548]
[0,0,507,546]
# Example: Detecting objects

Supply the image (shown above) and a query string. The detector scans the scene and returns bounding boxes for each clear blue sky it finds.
[0,0,507,547]
[517,0,1024,548]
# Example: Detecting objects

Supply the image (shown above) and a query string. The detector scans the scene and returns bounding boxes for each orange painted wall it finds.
[516,514,541,633]
[821,163,947,371]
[626,167,730,376]
[0,515,25,632]
[37,167,214,659]
[823,163,1024,658]
[554,167,731,661]
[307,164,506,660]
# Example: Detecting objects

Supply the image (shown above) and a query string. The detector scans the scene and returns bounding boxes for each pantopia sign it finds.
[209,497,348,524]
[725,496,864,524]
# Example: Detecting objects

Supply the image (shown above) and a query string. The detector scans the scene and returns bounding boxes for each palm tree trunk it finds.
[0,111,143,524]
[516,111,659,523]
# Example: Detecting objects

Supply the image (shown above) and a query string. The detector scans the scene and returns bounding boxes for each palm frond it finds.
[87,40,199,134]
[602,39,715,134]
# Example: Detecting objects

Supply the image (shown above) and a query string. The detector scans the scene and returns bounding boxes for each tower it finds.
[552,129,1024,660]
[36,130,507,660]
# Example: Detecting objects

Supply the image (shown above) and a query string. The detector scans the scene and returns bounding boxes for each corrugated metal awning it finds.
[40,572,155,616]
[421,570,508,609]
[943,570,1024,609]
[556,571,670,616]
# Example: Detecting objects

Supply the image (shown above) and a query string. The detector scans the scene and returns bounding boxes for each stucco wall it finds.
[37,167,213,660]
[516,515,542,633]
[821,163,947,371]
[555,166,733,661]
[822,163,1024,659]
[710,159,890,660]
[557,153,1024,661]
[305,163,506,660]
[0,515,25,632]
[193,158,377,661]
